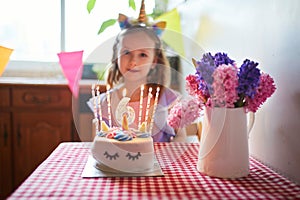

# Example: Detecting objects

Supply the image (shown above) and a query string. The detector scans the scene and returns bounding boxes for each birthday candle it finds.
[138,85,144,128]
[149,87,160,133]
[92,84,97,119]
[106,85,112,127]
[122,88,127,97]
[91,84,99,133]
[96,86,102,124]
[145,87,152,129]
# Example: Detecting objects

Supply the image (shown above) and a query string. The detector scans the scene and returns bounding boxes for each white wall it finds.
[179,0,300,184]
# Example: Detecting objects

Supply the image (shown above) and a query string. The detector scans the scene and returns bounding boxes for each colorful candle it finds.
[92,84,99,133]
[122,88,127,97]
[144,87,152,129]
[138,85,144,128]
[106,85,112,127]
[92,84,97,119]
[96,86,102,124]
[149,87,160,133]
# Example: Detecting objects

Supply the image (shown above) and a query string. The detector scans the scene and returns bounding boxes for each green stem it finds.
[235,94,245,108]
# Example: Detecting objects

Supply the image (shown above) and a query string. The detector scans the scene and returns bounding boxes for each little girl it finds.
[95,25,180,142]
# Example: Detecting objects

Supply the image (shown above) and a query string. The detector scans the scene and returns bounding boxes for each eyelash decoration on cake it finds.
[104,151,119,160]
[126,152,141,161]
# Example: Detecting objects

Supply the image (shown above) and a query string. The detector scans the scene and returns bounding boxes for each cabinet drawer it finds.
[12,87,71,108]
[0,87,10,107]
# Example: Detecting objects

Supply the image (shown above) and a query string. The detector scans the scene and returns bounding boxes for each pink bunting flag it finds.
[0,46,14,76]
[57,50,84,98]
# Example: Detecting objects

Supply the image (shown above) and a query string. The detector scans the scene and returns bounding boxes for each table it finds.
[8,142,300,199]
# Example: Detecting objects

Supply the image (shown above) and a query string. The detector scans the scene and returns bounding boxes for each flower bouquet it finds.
[168,52,276,130]
[168,52,276,178]
[186,52,276,112]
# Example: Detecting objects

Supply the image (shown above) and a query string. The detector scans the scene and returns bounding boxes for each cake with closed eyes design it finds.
[91,115,154,173]
[89,84,162,172]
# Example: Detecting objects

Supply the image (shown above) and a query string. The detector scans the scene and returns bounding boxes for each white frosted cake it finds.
[89,85,161,173]
[91,118,154,173]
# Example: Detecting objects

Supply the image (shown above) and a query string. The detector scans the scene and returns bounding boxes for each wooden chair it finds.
[186,122,202,142]
[172,121,202,143]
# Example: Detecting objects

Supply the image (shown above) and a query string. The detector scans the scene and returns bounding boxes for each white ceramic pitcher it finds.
[197,107,255,178]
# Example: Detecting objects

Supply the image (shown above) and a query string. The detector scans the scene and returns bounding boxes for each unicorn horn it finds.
[138,0,147,23]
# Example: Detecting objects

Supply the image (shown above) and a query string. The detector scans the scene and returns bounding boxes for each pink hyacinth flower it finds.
[211,64,239,108]
[167,97,203,129]
[186,74,208,103]
[246,73,276,112]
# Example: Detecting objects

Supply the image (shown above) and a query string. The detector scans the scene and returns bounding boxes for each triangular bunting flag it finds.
[156,8,185,57]
[0,46,13,76]
[57,50,84,98]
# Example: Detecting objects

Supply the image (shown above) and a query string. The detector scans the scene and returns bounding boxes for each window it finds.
[0,0,154,62]
[0,0,60,61]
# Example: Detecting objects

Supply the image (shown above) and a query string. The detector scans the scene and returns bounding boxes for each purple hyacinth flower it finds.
[195,60,215,94]
[201,52,215,66]
[237,59,261,98]
[214,52,235,67]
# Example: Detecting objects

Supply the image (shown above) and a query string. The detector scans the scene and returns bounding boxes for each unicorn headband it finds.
[118,0,166,37]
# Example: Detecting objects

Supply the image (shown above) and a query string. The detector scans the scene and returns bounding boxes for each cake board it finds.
[81,155,164,178]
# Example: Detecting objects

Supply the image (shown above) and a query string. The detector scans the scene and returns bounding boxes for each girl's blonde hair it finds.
[106,25,171,88]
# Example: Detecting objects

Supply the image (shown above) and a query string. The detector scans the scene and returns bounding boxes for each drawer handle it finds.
[3,123,8,146]
[17,124,21,146]
[23,93,53,105]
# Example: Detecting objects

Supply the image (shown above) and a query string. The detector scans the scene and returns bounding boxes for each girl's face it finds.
[117,31,157,83]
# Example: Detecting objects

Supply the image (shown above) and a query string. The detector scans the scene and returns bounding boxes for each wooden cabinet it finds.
[0,81,77,199]
[12,87,71,107]
[12,111,72,187]
[0,112,13,200]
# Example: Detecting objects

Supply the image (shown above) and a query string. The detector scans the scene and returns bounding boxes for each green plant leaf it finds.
[87,0,96,13]
[129,0,136,11]
[98,19,117,34]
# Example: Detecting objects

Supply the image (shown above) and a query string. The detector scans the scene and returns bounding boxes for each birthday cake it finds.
[91,117,154,173]
[89,84,161,173]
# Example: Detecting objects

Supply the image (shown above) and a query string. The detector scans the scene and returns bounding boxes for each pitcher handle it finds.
[247,112,255,137]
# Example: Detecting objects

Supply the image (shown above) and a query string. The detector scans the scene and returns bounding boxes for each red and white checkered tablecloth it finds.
[8,142,300,200]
